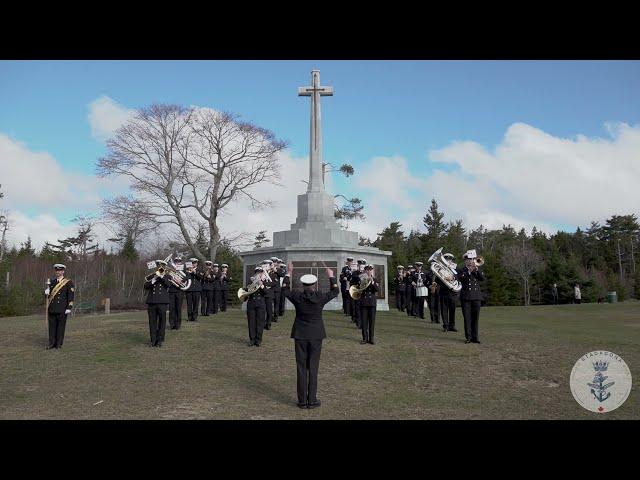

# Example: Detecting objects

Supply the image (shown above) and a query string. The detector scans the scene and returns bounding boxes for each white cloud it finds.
[87,95,135,142]
[429,122,640,229]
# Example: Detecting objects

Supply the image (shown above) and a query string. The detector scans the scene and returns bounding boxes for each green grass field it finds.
[1,302,638,419]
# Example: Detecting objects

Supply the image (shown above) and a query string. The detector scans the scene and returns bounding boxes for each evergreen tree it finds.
[253,231,270,249]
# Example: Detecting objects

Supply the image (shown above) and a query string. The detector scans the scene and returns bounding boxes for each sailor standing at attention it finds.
[44,264,75,350]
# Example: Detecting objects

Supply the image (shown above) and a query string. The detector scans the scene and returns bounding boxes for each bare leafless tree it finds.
[100,195,158,247]
[502,244,544,306]
[97,105,286,263]
[179,108,287,261]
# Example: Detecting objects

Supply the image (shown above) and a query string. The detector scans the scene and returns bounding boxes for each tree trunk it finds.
[617,239,624,283]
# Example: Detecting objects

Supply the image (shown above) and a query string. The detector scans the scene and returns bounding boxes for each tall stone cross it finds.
[298,70,333,193]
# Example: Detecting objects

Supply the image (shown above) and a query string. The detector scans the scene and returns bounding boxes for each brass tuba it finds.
[428,247,462,292]
[475,256,485,268]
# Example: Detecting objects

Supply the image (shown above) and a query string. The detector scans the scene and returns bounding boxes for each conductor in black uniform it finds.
[184,258,202,322]
[44,263,75,349]
[458,249,485,344]
[394,265,406,312]
[144,260,172,347]
[243,266,268,346]
[359,264,379,345]
[168,255,185,329]
[219,263,232,312]
[282,262,339,409]
[340,257,353,315]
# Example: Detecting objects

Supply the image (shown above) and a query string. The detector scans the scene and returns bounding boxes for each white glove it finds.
[65,309,71,314]
[151,277,157,284]
[45,288,50,295]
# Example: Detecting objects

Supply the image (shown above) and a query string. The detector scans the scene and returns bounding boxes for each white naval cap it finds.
[300,274,318,285]
[189,257,199,262]
[204,260,213,265]
[221,263,228,268]
[53,263,66,270]
[415,261,424,266]
[397,265,404,269]
[443,253,455,260]
[463,249,478,259]
[357,259,367,265]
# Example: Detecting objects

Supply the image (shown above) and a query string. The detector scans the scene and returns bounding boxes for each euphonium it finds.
[475,256,485,267]
[428,247,462,292]
[162,254,191,290]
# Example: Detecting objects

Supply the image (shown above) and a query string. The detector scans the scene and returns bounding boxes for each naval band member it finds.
[168,255,185,329]
[185,258,202,322]
[44,264,75,349]
[201,261,215,316]
[269,257,285,322]
[359,264,379,345]
[219,263,232,312]
[394,265,406,312]
[282,262,339,409]
[411,261,429,319]
[340,257,354,316]
[244,266,268,346]
[144,260,171,347]
[458,249,485,344]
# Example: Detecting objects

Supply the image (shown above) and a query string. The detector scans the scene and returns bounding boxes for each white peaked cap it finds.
[53,263,66,269]
[300,274,318,285]
[464,249,477,259]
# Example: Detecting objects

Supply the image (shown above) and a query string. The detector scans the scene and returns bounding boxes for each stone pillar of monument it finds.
[240,69,391,311]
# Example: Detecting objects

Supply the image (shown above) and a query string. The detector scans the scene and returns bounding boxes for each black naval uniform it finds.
[46,277,75,349]
[246,283,267,346]
[359,276,379,344]
[271,266,285,321]
[280,275,290,314]
[283,276,339,407]
[144,275,171,346]
[458,265,485,342]
[425,270,440,324]
[349,269,362,327]
[218,272,231,312]
[211,271,222,314]
[437,275,457,331]
[168,276,185,330]
[185,270,202,322]
[394,272,406,311]
[263,271,275,329]
[405,272,415,316]
[339,265,352,315]
[201,269,215,316]
[411,269,428,319]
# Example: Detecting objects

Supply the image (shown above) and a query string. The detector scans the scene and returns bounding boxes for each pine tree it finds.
[253,231,270,249]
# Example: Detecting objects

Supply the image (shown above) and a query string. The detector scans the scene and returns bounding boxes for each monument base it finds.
[238,245,392,311]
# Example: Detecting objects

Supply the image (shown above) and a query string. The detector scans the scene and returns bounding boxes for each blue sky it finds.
[1,60,639,248]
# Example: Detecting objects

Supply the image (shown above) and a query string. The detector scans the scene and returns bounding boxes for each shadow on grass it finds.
[209,365,293,406]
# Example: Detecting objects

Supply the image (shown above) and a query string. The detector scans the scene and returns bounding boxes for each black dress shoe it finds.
[265,326,271,330]
[472,340,481,344]
[297,402,308,409]
[465,339,472,344]
[248,341,255,347]
[308,400,321,409]
[255,342,261,347]
[148,342,155,347]
[46,345,55,350]
[360,340,368,345]
[449,327,458,332]
[368,340,375,345]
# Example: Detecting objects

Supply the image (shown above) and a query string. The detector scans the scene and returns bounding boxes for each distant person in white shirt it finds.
[574,283,582,304]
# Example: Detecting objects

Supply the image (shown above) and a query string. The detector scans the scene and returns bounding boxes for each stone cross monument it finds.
[239,69,391,310]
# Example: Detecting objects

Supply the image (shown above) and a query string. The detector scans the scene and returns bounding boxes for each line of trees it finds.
[366,199,640,306]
